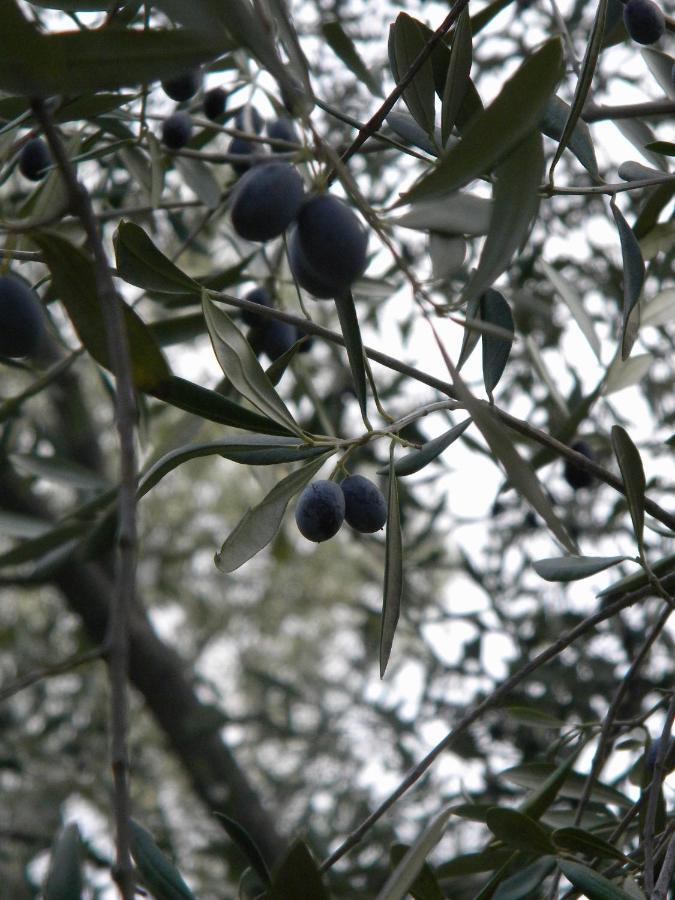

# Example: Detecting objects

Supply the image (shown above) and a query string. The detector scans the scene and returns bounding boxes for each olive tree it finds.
[0,0,674,897]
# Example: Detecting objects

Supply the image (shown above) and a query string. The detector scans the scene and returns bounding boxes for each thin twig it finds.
[643,692,675,894]
[0,647,103,704]
[32,99,138,900]
[332,0,470,174]
[583,100,675,122]
[320,574,675,872]
[653,832,675,900]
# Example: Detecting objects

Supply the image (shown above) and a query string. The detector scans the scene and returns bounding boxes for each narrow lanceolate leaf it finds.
[0,20,224,96]
[129,820,196,900]
[392,191,492,236]
[215,453,332,573]
[539,258,601,360]
[380,444,404,678]
[376,807,452,900]
[389,844,443,900]
[114,221,200,295]
[520,749,582,821]
[533,555,629,583]
[397,37,563,205]
[552,828,633,864]
[334,291,369,426]
[610,202,645,361]
[266,839,330,900]
[0,521,86,569]
[481,289,514,397]
[485,808,555,855]
[138,437,326,499]
[464,131,544,311]
[493,857,557,900]
[43,823,82,900]
[604,352,652,395]
[33,233,171,391]
[446,362,576,553]
[175,156,221,209]
[392,13,437,137]
[441,7,472,147]
[558,859,637,900]
[540,95,599,178]
[390,418,472,477]
[202,294,301,436]
[611,425,646,551]
[598,552,675,601]
[321,20,381,96]
[641,48,675,101]
[152,375,293,436]
[505,707,566,729]
[213,813,271,887]
[548,0,607,181]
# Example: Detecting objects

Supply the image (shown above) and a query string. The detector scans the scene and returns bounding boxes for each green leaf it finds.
[615,117,668,173]
[390,418,472,477]
[611,425,646,551]
[597,552,675,601]
[0,521,87,569]
[552,827,633,864]
[481,289,514,397]
[485,808,555,855]
[392,13,437,138]
[33,233,171,391]
[11,453,110,492]
[392,191,492,235]
[0,17,224,96]
[539,258,601,360]
[441,8,472,147]
[604,352,652,395]
[610,202,645,361]
[114,221,200,295]
[385,110,440,156]
[43,823,82,900]
[533,555,630,583]
[0,510,51,538]
[540,94,598,178]
[502,763,632,807]
[214,452,332,573]
[334,291,369,426]
[429,234,467,280]
[558,859,637,900]
[520,749,583,821]
[376,807,452,900]
[398,37,563,205]
[322,20,381,96]
[389,844,443,900]
[129,820,196,900]
[640,288,675,328]
[150,312,206,347]
[446,364,575,553]
[504,707,566,729]
[174,156,221,209]
[213,813,271,887]
[138,437,326,499]
[641,48,675,100]
[548,0,607,180]
[493,857,557,900]
[266,838,330,900]
[151,375,293,436]
[380,445,404,678]
[464,130,544,320]
[470,0,515,34]
[202,294,302,436]
[435,848,511,878]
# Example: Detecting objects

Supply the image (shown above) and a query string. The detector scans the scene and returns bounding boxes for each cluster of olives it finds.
[242,286,313,362]
[295,475,387,543]
[622,0,666,44]
[229,163,369,298]
[0,275,46,358]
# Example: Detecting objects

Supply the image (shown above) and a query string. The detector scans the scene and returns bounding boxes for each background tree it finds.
[0,0,673,897]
